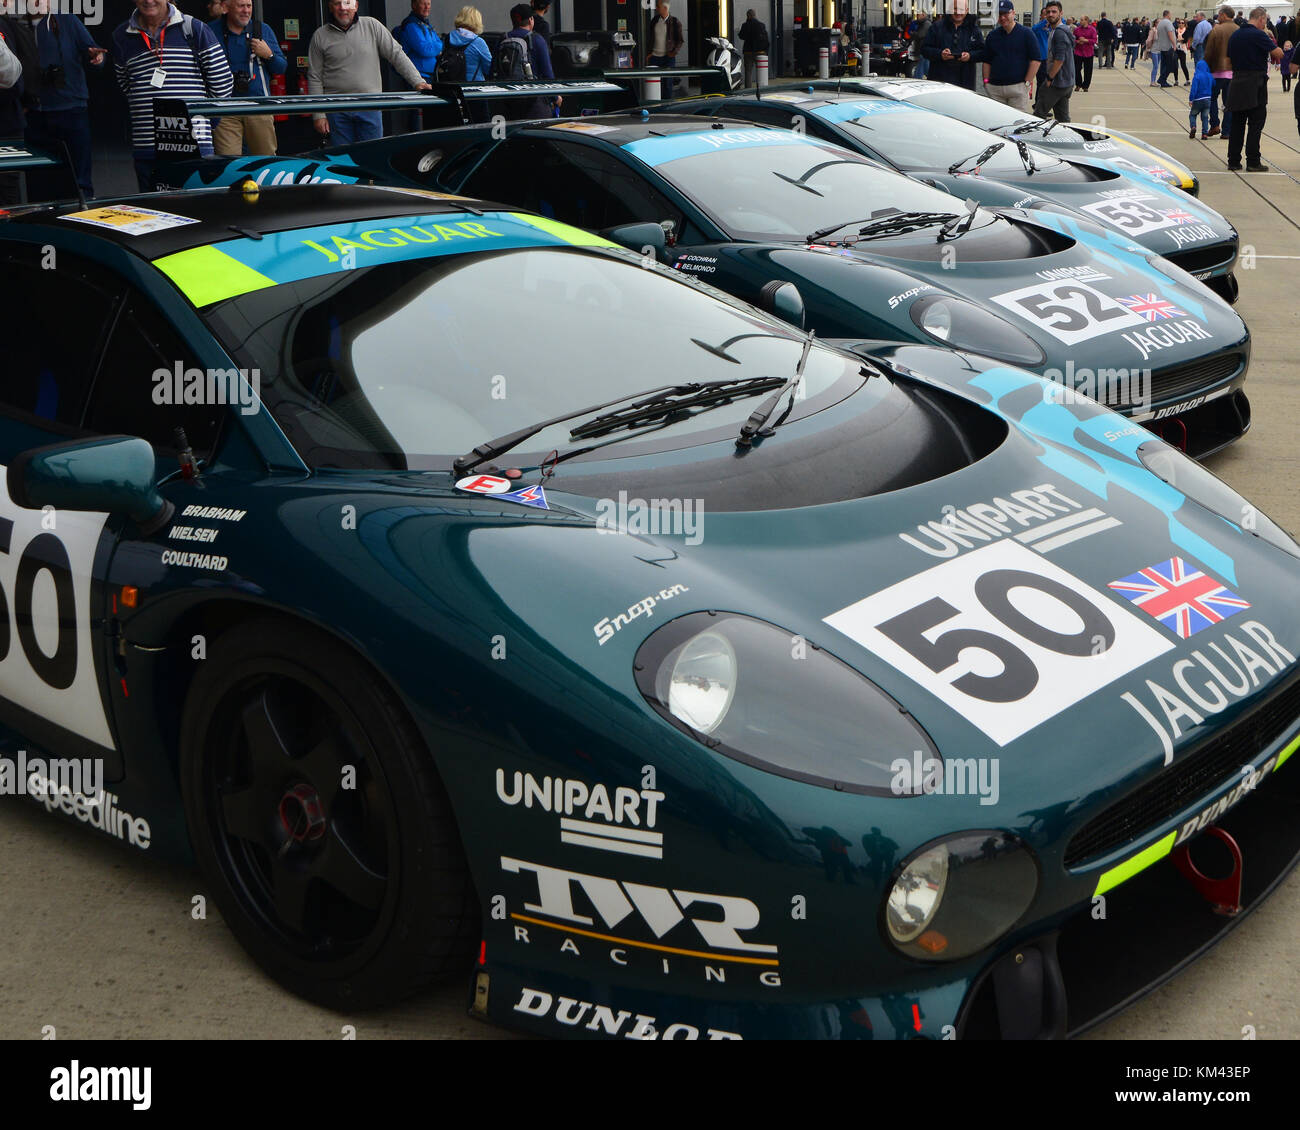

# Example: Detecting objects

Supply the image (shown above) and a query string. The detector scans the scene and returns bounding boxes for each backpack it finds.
[436,41,469,81]
[491,33,534,80]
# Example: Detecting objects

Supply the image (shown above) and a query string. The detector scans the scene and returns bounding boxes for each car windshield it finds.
[203,246,861,470]
[907,89,1035,132]
[818,103,1063,175]
[647,139,983,242]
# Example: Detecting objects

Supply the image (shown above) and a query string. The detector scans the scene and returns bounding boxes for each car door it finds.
[0,249,125,771]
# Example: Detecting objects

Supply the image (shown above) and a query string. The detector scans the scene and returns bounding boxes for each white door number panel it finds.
[1079,195,1185,236]
[824,540,1174,746]
[0,467,115,750]
[989,280,1146,344]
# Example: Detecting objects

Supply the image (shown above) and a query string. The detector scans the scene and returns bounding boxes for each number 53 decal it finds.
[0,469,115,750]
[989,280,1145,344]
[824,541,1173,746]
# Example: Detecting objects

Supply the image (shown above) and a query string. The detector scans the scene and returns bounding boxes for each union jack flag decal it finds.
[1108,557,1250,639]
[1118,293,1187,321]
[1161,208,1196,224]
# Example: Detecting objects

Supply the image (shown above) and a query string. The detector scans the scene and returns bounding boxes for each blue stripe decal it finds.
[624,129,824,167]
[808,101,917,123]
[972,365,1237,583]
[178,211,592,288]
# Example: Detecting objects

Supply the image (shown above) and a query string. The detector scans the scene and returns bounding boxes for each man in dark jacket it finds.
[648,1,683,98]
[1226,5,1282,171]
[504,3,558,118]
[1096,13,1115,67]
[982,1,1041,112]
[738,9,768,87]
[531,0,552,46]
[922,0,984,88]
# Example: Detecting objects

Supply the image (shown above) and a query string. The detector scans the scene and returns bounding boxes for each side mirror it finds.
[7,436,174,535]
[602,221,667,259]
[758,280,806,329]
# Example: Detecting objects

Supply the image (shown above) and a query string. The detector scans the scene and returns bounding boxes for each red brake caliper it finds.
[1172,825,1244,916]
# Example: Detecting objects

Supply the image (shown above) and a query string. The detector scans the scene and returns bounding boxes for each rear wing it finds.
[152,68,728,158]
[0,142,61,173]
[154,80,636,159]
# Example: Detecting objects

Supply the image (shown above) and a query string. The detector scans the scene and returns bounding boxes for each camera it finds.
[232,70,252,94]
[43,64,66,88]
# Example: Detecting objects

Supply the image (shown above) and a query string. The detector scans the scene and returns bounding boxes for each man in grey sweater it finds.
[309,0,430,144]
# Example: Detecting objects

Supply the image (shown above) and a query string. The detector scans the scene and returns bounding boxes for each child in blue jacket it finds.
[1188,58,1213,139]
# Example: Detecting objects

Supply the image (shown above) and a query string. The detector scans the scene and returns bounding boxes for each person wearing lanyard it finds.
[22,0,106,198]
[209,0,285,156]
[112,0,233,191]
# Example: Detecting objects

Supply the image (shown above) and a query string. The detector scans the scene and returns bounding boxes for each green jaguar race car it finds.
[156,99,1253,459]
[2,181,1298,1040]
[670,89,1237,302]
[810,76,1199,195]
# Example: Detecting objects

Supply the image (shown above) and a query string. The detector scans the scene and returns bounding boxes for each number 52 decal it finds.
[989,280,1145,344]
[0,470,115,750]
[824,541,1173,746]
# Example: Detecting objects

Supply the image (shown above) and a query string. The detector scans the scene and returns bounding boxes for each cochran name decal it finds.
[496,769,665,858]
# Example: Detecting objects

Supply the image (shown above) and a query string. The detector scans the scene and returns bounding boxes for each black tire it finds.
[179,619,478,1010]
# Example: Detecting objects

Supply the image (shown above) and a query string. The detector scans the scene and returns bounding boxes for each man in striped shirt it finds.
[112,0,233,192]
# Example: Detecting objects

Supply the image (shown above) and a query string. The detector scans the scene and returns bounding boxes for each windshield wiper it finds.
[807,210,954,244]
[948,141,1004,175]
[736,333,815,449]
[937,198,980,241]
[569,377,785,440]
[1014,139,1038,175]
[452,382,730,475]
[1010,118,1047,136]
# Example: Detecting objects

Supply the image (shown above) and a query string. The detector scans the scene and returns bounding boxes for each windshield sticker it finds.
[549,121,619,134]
[457,474,514,495]
[624,128,821,167]
[61,205,199,236]
[152,211,613,307]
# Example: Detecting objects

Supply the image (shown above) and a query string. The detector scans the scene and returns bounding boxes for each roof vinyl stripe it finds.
[154,244,277,306]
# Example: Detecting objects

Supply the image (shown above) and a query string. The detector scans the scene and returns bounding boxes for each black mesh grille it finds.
[1108,353,1242,411]
[1064,673,1300,867]
[1165,244,1235,275]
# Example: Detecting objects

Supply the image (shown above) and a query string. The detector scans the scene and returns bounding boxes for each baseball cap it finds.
[999,0,1015,11]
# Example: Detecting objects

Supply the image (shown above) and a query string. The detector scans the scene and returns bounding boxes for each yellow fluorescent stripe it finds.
[1276,733,1300,770]
[154,244,277,306]
[509,912,780,966]
[508,212,619,248]
[1093,831,1177,898]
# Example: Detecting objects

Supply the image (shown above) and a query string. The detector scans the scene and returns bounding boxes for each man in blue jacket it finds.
[505,3,559,119]
[210,0,286,155]
[394,0,440,131]
[21,5,106,197]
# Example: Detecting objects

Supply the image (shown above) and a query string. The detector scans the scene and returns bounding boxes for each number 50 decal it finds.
[824,541,1173,746]
[0,469,115,750]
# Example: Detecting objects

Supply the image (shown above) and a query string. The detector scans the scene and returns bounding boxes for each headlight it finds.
[885,832,1038,960]
[1138,438,1300,559]
[909,295,1045,367]
[635,612,940,794]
